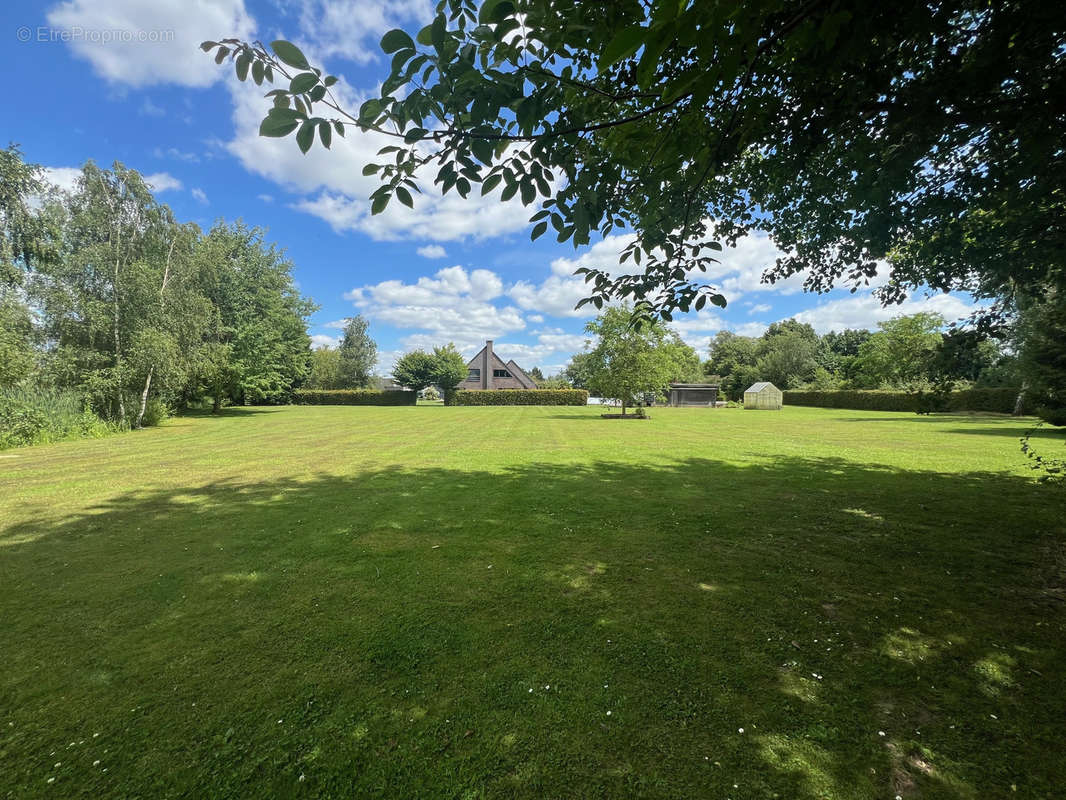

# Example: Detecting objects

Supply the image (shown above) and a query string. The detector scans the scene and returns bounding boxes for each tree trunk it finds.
[135,367,153,429]
[113,247,125,425]
[213,393,222,414]
[1013,385,1027,416]
[134,238,175,430]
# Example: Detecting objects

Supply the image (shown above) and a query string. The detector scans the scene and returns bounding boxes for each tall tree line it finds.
[0,147,315,425]
[705,314,1017,401]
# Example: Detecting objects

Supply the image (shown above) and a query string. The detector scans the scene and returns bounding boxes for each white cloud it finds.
[310,334,341,349]
[292,0,433,64]
[143,172,183,192]
[257,193,274,203]
[793,292,981,334]
[748,303,771,314]
[42,167,82,193]
[224,76,537,242]
[527,314,544,323]
[417,244,447,259]
[46,0,255,87]
[139,98,165,116]
[346,265,523,354]
[153,146,201,163]
[190,187,208,203]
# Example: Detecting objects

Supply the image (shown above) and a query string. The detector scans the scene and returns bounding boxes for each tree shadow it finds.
[1,456,1063,798]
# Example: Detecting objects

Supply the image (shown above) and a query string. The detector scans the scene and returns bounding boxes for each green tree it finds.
[854,313,945,388]
[583,306,677,415]
[1016,292,1066,424]
[204,1,1064,325]
[0,144,50,289]
[307,347,343,389]
[30,161,180,424]
[563,352,595,390]
[193,221,316,410]
[337,315,376,388]
[392,349,437,391]
[706,331,759,400]
[755,332,818,389]
[528,366,545,384]
[431,344,468,400]
[0,295,35,386]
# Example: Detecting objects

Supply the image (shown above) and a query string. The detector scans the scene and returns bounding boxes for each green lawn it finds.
[1,406,1064,799]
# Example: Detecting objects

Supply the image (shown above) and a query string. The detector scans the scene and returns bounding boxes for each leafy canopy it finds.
[203,0,1064,327]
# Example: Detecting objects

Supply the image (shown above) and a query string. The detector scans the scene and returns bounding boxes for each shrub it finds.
[1037,406,1066,426]
[783,388,1028,414]
[449,389,589,406]
[0,385,116,449]
[293,389,417,406]
[141,397,170,427]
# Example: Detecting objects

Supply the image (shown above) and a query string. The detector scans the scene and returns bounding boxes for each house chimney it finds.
[484,340,493,389]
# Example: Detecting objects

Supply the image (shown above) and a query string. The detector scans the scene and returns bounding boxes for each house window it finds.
[493,369,512,378]
[467,368,480,381]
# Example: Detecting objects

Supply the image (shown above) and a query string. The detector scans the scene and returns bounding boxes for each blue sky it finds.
[0,0,980,375]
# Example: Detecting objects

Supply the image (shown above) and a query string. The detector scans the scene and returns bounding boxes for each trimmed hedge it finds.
[293,389,416,406]
[782,388,1026,414]
[449,389,589,406]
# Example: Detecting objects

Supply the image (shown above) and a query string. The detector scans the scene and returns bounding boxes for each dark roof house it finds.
[458,340,537,391]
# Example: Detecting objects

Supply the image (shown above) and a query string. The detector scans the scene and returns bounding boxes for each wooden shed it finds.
[668,383,719,407]
[743,382,783,410]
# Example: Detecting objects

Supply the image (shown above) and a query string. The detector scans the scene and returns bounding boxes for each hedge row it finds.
[293,389,416,406]
[782,387,1026,414]
[449,389,589,406]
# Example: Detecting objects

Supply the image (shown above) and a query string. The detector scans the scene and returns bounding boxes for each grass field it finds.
[1,405,1064,799]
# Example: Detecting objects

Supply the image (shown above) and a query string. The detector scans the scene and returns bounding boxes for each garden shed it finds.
[668,383,719,407]
[744,382,783,410]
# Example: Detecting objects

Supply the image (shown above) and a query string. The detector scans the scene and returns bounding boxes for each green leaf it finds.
[501,182,518,202]
[290,73,318,94]
[259,114,299,138]
[404,127,427,144]
[251,60,265,85]
[309,85,326,102]
[200,41,217,52]
[318,120,332,149]
[531,221,548,240]
[296,120,316,154]
[381,29,415,54]
[395,186,414,207]
[371,193,390,215]
[362,163,381,176]
[416,23,434,46]
[359,99,383,124]
[323,75,338,87]
[599,27,645,69]
[271,40,310,70]
[481,174,502,195]
[235,53,251,81]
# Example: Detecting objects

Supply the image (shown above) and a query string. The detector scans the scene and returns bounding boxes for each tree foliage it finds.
[204,1,1064,327]
[338,314,377,388]
[2,151,315,426]
[582,306,694,414]
[392,344,468,395]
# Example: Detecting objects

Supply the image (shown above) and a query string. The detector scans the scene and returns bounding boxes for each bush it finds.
[449,389,589,406]
[783,388,1028,414]
[0,385,115,449]
[141,397,170,427]
[293,389,417,406]
[1037,406,1066,426]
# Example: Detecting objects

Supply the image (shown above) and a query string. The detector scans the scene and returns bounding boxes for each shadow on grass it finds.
[1,456,1064,798]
